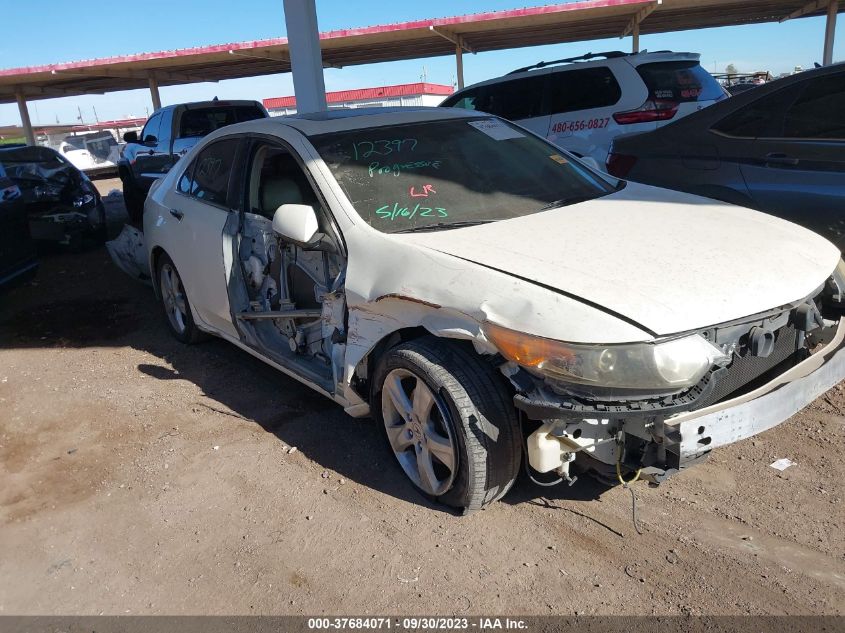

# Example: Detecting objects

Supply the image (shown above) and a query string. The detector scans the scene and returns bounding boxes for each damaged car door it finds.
[159,136,244,338]
[229,137,346,395]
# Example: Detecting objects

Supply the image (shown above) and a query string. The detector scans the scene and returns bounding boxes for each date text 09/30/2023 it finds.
[307,617,528,630]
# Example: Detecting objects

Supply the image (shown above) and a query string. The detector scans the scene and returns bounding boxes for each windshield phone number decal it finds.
[308,617,528,630]
[550,117,610,133]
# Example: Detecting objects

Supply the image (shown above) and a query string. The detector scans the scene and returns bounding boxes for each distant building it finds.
[263,82,454,116]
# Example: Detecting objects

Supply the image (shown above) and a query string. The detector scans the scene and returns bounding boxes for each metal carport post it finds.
[15,91,35,146]
[283,0,327,113]
[824,0,839,65]
[783,0,840,65]
[148,73,162,111]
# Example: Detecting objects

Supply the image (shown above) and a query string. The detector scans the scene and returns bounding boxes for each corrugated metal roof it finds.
[0,0,839,105]
[263,82,453,108]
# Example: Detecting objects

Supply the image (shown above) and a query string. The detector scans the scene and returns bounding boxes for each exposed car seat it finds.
[258,176,322,310]
[260,177,304,218]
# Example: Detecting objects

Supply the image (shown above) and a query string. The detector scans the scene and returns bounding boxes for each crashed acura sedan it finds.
[142,107,845,512]
[0,145,106,248]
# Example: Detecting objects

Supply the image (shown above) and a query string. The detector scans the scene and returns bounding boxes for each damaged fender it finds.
[338,222,652,414]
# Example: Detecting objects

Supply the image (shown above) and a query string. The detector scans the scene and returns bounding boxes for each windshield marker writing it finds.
[375,203,448,221]
[409,184,436,198]
[353,138,418,160]
[368,160,442,178]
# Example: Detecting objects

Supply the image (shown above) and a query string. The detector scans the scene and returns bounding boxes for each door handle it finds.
[765,153,799,166]
[169,208,184,221]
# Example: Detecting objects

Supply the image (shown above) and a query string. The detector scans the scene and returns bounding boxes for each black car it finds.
[0,145,107,249]
[119,100,268,222]
[0,163,37,289]
[607,63,845,248]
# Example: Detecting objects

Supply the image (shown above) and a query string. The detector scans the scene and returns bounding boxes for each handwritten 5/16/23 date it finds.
[376,202,448,222]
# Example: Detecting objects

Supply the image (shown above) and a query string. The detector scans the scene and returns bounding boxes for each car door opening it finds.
[231,142,346,391]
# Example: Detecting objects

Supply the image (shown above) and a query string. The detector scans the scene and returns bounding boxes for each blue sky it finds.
[1,0,842,126]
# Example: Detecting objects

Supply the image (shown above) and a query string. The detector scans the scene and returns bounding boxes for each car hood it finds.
[398,183,841,336]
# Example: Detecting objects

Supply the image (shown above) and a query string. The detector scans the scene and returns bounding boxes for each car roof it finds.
[0,145,62,159]
[447,50,701,96]
[221,106,482,137]
[156,99,264,112]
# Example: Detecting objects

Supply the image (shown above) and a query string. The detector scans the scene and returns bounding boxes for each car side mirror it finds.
[144,135,157,144]
[123,131,138,143]
[272,203,319,246]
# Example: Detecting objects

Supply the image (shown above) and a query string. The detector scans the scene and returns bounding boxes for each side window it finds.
[782,75,845,139]
[712,83,804,138]
[141,113,161,143]
[546,67,622,115]
[177,161,194,195]
[484,75,547,121]
[157,108,174,146]
[189,138,239,206]
[247,143,321,221]
[444,87,485,111]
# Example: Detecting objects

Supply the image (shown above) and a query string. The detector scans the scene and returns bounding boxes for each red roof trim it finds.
[263,82,453,109]
[0,0,651,77]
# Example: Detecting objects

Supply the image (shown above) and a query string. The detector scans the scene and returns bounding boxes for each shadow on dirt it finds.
[0,246,609,514]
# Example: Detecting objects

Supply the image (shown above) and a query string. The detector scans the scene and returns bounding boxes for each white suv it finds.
[440,50,727,164]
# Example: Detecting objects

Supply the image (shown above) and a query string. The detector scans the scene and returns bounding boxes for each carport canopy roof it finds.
[0,0,841,104]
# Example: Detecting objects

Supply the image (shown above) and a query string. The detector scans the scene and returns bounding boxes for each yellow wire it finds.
[616,454,642,487]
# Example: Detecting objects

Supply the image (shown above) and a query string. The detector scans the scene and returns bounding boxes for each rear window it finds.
[178,106,266,138]
[636,61,724,103]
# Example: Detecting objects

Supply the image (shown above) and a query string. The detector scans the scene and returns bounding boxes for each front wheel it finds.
[374,337,521,513]
[156,253,204,344]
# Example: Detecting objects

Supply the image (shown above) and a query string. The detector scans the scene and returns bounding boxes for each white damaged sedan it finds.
[143,107,845,512]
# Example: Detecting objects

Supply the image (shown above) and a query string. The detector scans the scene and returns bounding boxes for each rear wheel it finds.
[374,337,521,513]
[156,253,204,344]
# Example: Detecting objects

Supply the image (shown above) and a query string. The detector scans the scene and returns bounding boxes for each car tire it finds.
[156,252,204,344]
[374,337,521,513]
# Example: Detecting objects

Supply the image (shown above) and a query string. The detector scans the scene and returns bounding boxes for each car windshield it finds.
[311,117,616,233]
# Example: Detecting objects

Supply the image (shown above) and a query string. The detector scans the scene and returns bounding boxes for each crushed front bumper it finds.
[664,319,845,468]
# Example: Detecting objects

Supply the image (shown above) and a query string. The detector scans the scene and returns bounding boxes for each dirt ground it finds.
[0,184,843,616]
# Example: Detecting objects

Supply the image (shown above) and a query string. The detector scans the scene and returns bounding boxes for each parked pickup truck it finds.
[118,100,269,222]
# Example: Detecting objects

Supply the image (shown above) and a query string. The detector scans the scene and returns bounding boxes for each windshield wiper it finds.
[392,220,494,234]
[536,194,598,212]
